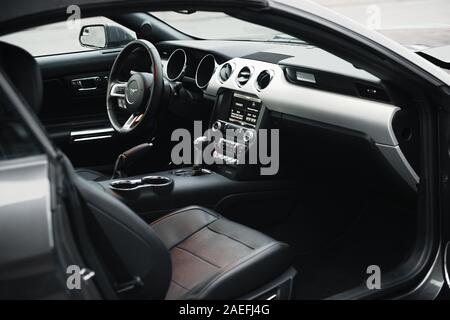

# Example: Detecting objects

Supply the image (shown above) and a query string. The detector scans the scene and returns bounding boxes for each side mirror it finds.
[79,24,135,49]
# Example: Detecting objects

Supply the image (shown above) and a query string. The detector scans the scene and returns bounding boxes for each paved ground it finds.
[0,0,448,56]
[314,0,450,49]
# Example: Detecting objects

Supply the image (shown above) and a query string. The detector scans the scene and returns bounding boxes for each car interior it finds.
[0,8,429,300]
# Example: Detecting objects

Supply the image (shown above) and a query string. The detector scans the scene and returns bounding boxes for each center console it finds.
[209,90,269,179]
[96,89,292,224]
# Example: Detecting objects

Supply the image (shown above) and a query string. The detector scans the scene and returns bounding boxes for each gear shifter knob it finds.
[191,136,211,176]
[193,136,209,169]
[112,142,153,179]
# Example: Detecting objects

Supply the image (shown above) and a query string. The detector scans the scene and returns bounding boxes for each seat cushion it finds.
[150,206,292,300]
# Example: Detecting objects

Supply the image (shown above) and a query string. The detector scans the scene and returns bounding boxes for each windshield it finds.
[151,11,303,42]
[153,0,450,50]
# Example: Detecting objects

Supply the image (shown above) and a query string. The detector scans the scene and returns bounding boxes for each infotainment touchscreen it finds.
[228,92,261,128]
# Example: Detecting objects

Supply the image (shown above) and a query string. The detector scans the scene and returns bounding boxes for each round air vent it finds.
[195,54,216,89]
[219,63,233,82]
[166,48,187,81]
[236,66,252,87]
[256,70,273,90]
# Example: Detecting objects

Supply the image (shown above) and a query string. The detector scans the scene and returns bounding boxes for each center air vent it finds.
[219,63,233,82]
[237,66,252,87]
[256,70,273,90]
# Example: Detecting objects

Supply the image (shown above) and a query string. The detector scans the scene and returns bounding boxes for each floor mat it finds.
[265,195,416,299]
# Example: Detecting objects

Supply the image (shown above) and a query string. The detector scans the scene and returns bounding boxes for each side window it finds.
[0,17,136,57]
[0,93,42,160]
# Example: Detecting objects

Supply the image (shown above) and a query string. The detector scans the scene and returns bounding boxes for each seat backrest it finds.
[65,156,172,299]
[0,42,43,113]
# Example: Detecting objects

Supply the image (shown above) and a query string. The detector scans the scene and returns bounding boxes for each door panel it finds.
[37,49,132,169]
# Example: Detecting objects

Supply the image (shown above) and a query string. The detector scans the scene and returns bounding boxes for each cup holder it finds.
[141,176,172,186]
[110,180,141,190]
[110,175,173,198]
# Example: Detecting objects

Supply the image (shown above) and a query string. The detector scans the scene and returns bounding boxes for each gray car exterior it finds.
[0,0,448,300]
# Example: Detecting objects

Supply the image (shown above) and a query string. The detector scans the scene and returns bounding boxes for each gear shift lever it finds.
[173,136,211,176]
[192,136,209,175]
[111,143,153,179]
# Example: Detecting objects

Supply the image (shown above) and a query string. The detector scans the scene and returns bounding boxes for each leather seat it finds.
[0,42,42,114]
[72,163,293,300]
[0,41,108,183]
[151,206,292,299]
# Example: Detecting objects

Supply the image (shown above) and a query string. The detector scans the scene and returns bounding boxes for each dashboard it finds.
[157,40,419,190]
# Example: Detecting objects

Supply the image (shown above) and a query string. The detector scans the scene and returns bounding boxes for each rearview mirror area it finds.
[79,24,135,49]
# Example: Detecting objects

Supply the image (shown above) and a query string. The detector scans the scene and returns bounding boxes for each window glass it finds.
[151,11,304,43]
[153,1,450,50]
[0,17,136,57]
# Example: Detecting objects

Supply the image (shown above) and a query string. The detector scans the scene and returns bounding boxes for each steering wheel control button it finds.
[118,98,126,109]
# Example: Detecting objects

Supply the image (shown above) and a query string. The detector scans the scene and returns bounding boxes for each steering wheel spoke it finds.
[110,81,128,110]
[110,81,126,98]
[122,113,143,130]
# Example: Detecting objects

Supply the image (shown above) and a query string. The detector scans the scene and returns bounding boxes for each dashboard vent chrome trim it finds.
[219,63,233,82]
[236,66,252,87]
[256,70,273,90]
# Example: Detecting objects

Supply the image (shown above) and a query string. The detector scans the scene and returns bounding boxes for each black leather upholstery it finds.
[76,168,108,181]
[0,42,43,113]
[75,171,292,299]
[0,42,108,182]
[71,160,172,299]
[151,206,292,300]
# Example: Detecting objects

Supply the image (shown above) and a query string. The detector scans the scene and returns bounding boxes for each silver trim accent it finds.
[166,48,187,81]
[445,242,450,289]
[0,155,54,267]
[72,76,100,91]
[206,57,419,190]
[376,144,420,190]
[233,92,261,103]
[207,58,399,145]
[110,176,172,192]
[395,245,444,300]
[267,294,278,300]
[236,65,254,88]
[78,87,97,92]
[123,114,141,130]
[255,69,274,91]
[195,54,217,89]
[70,127,114,137]
[73,135,112,142]
[110,82,126,98]
[218,62,235,83]
[80,268,96,281]
[295,71,316,83]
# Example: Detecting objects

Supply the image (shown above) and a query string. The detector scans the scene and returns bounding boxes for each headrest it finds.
[0,42,43,113]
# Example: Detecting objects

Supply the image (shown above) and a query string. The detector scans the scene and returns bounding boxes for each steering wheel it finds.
[107,39,164,134]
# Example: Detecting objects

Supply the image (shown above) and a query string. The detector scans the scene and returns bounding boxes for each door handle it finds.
[71,76,101,91]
